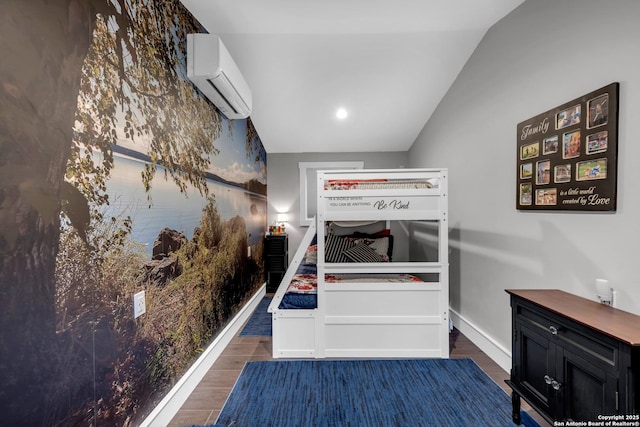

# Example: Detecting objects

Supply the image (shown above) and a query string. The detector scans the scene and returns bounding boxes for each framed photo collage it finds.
[516,82,619,211]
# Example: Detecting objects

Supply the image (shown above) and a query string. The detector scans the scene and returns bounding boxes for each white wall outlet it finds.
[133,290,146,318]
[595,278,613,306]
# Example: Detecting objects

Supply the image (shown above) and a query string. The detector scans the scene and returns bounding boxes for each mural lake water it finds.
[105,153,267,254]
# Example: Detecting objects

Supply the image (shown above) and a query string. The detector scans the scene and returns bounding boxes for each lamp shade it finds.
[277,213,288,223]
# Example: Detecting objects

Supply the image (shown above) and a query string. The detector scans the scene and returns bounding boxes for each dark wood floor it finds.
[168,321,550,427]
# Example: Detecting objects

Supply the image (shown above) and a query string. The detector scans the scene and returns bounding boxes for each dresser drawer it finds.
[515,300,618,369]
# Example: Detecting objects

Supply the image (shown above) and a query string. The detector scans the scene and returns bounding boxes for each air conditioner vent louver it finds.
[187,34,252,119]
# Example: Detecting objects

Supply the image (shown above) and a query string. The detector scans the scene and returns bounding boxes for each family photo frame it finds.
[516,82,619,211]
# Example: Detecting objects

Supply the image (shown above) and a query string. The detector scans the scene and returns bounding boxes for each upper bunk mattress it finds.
[325,178,436,191]
[319,171,446,222]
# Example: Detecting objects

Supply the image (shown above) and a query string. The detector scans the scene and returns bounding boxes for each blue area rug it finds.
[238,296,272,336]
[216,359,539,427]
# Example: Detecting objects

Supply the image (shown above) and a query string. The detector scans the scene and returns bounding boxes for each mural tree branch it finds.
[246,118,266,162]
[73,0,222,215]
[0,0,228,424]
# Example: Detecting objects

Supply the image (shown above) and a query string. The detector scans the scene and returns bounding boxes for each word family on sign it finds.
[520,117,551,140]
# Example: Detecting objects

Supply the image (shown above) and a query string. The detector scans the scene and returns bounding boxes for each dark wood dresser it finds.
[506,289,640,424]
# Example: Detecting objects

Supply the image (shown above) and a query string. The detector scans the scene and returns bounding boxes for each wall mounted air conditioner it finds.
[187,34,252,119]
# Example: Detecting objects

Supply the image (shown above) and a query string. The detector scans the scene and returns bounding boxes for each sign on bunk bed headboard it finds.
[516,82,619,212]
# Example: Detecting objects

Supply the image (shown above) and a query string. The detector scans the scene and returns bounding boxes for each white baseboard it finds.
[450,308,512,373]
[140,284,266,427]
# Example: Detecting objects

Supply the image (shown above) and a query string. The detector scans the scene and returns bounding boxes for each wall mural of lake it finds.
[0,1,266,425]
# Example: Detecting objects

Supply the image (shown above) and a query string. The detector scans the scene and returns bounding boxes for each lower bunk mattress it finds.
[278,230,423,310]
[279,264,318,309]
[279,264,424,310]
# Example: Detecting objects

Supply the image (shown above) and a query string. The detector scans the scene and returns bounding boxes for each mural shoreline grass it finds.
[53,199,265,426]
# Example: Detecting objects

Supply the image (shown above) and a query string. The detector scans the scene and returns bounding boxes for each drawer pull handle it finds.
[549,325,559,335]
[543,375,562,390]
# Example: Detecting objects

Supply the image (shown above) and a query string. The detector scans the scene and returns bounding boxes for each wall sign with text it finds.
[516,82,619,211]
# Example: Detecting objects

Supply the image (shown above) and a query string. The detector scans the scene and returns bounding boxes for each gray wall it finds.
[267,152,408,258]
[408,0,640,351]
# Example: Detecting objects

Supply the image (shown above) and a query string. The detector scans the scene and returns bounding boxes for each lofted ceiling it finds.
[179,0,524,153]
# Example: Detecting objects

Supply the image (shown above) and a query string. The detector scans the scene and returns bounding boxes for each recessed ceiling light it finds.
[336,108,348,120]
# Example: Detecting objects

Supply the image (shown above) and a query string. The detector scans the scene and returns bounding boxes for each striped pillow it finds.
[325,234,354,263]
[342,242,382,263]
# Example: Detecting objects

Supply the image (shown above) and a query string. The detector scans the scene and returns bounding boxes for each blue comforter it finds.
[278,262,317,309]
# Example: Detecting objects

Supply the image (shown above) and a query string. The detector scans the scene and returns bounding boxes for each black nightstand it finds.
[264,234,288,293]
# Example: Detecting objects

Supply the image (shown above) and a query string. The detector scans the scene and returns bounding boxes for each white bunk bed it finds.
[268,168,449,359]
